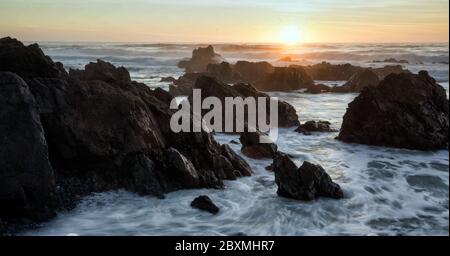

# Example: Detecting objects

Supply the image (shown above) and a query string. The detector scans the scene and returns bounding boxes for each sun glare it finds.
[280,26,301,45]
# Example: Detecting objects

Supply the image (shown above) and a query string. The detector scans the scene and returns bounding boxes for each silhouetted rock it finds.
[302,62,363,81]
[206,62,242,83]
[332,69,380,93]
[190,76,300,130]
[69,59,130,83]
[260,67,315,91]
[273,154,344,200]
[0,72,56,222]
[233,61,274,85]
[169,72,210,96]
[372,58,409,64]
[295,120,336,135]
[240,130,278,159]
[191,195,219,214]
[160,76,177,83]
[221,144,253,177]
[372,65,410,80]
[337,71,449,150]
[178,45,225,73]
[304,83,331,94]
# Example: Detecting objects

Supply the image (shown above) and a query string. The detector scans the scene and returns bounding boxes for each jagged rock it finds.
[191,195,219,214]
[233,61,274,85]
[337,71,449,150]
[206,62,243,84]
[295,120,336,135]
[302,62,363,81]
[240,130,278,159]
[0,38,253,229]
[273,154,344,200]
[259,67,315,91]
[221,144,252,177]
[332,69,380,93]
[69,59,130,83]
[178,45,225,73]
[190,76,300,130]
[0,72,56,221]
[372,65,410,80]
[169,72,210,96]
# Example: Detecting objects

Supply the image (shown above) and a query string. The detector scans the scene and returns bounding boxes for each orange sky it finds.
[0,0,448,43]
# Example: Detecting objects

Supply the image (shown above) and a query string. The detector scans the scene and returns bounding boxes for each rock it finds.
[332,69,380,93]
[372,65,411,80]
[259,67,315,91]
[221,144,252,177]
[0,38,254,230]
[278,56,294,62]
[372,58,409,64]
[337,71,449,150]
[0,72,56,221]
[206,62,242,83]
[169,72,210,96]
[178,45,225,73]
[240,130,278,159]
[233,61,274,85]
[191,195,219,214]
[302,62,363,81]
[190,76,300,130]
[273,154,344,200]
[304,83,331,94]
[295,120,336,135]
[160,76,177,83]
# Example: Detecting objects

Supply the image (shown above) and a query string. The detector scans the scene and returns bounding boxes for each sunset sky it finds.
[0,0,448,43]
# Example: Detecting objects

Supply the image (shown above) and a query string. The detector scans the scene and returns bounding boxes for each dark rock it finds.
[372,65,410,80]
[69,59,131,83]
[295,120,336,135]
[273,154,344,200]
[206,62,242,83]
[372,58,409,64]
[169,72,210,96]
[166,148,200,188]
[0,72,56,221]
[233,61,274,85]
[178,45,225,73]
[332,69,380,93]
[191,195,219,214]
[302,62,363,81]
[259,67,315,91]
[221,144,252,177]
[304,83,331,94]
[240,130,278,159]
[337,71,449,150]
[160,76,177,83]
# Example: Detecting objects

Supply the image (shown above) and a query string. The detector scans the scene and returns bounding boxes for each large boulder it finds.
[190,76,300,131]
[0,72,56,221]
[332,69,380,93]
[337,71,449,150]
[273,154,344,200]
[191,195,219,214]
[239,130,278,159]
[178,45,225,73]
[259,67,315,91]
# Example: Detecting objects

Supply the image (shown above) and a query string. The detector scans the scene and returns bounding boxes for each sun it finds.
[280,26,301,45]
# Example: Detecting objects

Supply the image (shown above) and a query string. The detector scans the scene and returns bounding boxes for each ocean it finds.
[24,42,449,235]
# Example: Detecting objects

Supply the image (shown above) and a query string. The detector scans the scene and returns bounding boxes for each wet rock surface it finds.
[239,130,278,159]
[191,195,220,214]
[337,71,449,150]
[295,120,337,135]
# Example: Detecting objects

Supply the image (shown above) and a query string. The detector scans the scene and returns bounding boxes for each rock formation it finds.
[0,37,252,229]
[337,71,449,150]
[273,154,344,200]
[178,45,225,73]
[239,130,278,159]
[295,120,336,135]
[302,62,363,81]
[332,69,380,93]
[260,66,315,91]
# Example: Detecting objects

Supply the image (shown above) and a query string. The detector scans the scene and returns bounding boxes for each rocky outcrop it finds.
[372,58,409,64]
[337,71,449,150]
[0,37,252,228]
[302,62,363,81]
[160,76,177,83]
[295,120,336,135]
[260,67,315,91]
[206,62,242,83]
[372,65,410,80]
[233,61,274,85]
[0,72,56,222]
[190,76,300,130]
[178,45,225,73]
[191,195,219,214]
[239,131,278,159]
[273,154,344,200]
[332,69,380,93]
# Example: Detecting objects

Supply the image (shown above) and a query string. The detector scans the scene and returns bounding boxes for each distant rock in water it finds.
[372,58,409,64]
[302,62,363,81]
[337,71,449,150]
[278,56,294,62]
[332,69,380,93]
[371,65,410,80]
[233,61,274,85]
[0,37,252,229]
[273,154,344,200]
[191,195,219,214]
[295,120,336,135]
[260,66,315,92]
[160,76,177,83]
[178,45,225,73]
[240,130,278,159]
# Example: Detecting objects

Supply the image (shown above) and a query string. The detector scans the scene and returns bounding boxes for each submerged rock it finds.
[178,45,225,73]
[240,130,278,159]
[191,195,220,214]
[337,71,449,150]
[295,120,336,135]
[273,154,344,200]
